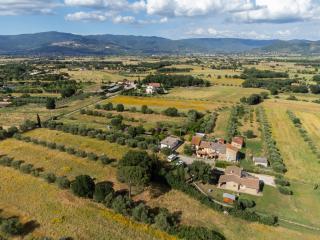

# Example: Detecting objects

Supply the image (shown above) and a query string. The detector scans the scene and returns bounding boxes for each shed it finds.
[223,193,236,203]
[160,136,181,150]
[253,157,268,167]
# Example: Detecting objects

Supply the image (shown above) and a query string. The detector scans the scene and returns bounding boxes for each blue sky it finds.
[0,0,320,40]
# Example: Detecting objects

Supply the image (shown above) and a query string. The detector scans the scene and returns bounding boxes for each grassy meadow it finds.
[0,167,175,240]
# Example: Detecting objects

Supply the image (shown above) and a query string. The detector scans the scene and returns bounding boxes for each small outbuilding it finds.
[160,136,181,150]
[253,157,268,167]
[223,193,236,203]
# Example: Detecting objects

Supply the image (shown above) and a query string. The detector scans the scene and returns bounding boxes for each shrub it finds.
[11,160,24,169]
[19,163,33,174]
[87,152,98,161]
[76,150,87,158]
[183,144,194,156]
[71,175,95,198]
[111,195,133,216]
[163,107,179,116]
[43,172,57,183]
[161,147,172,156]
[177,226,224,240]
[57,144,66,152]
[154,209,175,232]
[56,176,71,189]
[278,186,293,195]
[99,155,112,165]
[132,203,152,224]
[244,130,255,139]
[0,157,13,166]
[0,217,23,235]
[93,181,114,203]
[66,147,76,155]
[116,104,125,112]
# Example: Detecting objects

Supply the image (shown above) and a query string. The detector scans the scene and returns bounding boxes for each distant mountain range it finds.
[0,31,319,56]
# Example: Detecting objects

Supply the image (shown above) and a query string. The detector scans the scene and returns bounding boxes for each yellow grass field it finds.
[264,100,320,182]
[164,86,262,103]
[65,69,138,83]
[295,111,320,148]
[0,167,175,240]
[0,96,101,127]
[106,95,224,111]
[0,139,122,184]
[148,190,319,240]
[213,109,230,138]
[24,128,129,160]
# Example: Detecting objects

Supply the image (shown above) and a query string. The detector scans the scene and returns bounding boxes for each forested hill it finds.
[0,31,319,56]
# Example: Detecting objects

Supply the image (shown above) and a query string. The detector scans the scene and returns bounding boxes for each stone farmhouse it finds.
[218,166,261,195]
[191,136,239,162]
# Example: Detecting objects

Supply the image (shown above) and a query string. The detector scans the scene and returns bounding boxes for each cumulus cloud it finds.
[233,0,320,23]
[64,0,146,11]
[145,0,320,23]
[0,0,60,16]
[186,26,294,39]
[146,0,257,17]
[65,11,111,21]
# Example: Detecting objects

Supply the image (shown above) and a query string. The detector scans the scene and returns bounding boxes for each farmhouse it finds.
[160,136,181,150]
[218,166,260,195]
[146,82,161,94]
[231,136,244,149]
[253,157,268,167]
[191,137,238,162]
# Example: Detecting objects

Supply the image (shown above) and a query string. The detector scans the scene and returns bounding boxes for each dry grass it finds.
[0,138,121,184]
[106,95,224,111]
[0,167,176,240]
[264,100,320,182]
[24,128,129,160]
[164,86,261,103]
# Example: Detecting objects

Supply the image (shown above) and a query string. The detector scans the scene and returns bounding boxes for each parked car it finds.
[167,154,179,162]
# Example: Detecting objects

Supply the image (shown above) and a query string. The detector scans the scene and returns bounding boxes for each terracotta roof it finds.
[225,166,242,177]
[148,82,161,88]
[199,141,214,149]
[191,136,202,146]
[199,141,226,154]
[232,136,244,146]
[226,144,239,153]
[218,174,260,191]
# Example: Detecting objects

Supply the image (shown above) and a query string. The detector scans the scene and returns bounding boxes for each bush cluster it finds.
[41,121,160,153]
[15,134,114,165]
[257,107,286,173]
[287,110,320,160]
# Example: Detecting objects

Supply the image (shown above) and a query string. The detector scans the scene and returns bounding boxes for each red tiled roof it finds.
[226,144,239,153]
[232,136,244,146]
[191,136,202,146]
[148,82,161,88]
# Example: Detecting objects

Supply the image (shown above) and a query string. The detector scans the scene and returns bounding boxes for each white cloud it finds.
[146,0,257,17]
[186,26,295,39]
[112,15,135,24]
[0,0,60,16]
[64,0,146,11]
[234,0,320,23]
[65,11,111,21]
[145,0,320,23]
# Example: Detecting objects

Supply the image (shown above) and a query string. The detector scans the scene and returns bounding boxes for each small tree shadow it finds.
[21,220,40,236]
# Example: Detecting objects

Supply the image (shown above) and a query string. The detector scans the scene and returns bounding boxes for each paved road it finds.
[179,154,275,187]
